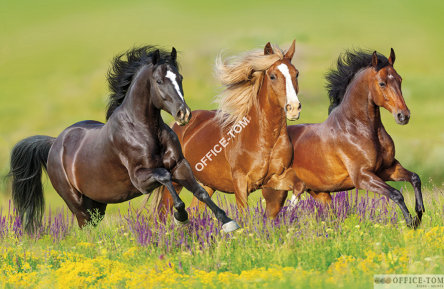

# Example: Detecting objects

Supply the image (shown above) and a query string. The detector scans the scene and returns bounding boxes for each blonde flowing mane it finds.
[213,45,285,129]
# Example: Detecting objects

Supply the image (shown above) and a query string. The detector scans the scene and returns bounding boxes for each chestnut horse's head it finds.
[149,48,191,126]
[369,49,410,125]
[265,41,301,120]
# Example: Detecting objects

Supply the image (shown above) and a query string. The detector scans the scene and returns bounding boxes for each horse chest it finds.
[376,127,395,169]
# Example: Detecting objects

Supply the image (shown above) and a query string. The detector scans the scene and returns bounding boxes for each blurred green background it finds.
[1,0,443,213]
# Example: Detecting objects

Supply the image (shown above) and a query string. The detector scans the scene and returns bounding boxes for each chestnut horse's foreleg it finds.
[261,188,288,218]
[135,168,188,223]
[378,159,425,226]
[171,160,240,232]
[354,170,417,228]
[307,191,332,204]
[190,182,215,213]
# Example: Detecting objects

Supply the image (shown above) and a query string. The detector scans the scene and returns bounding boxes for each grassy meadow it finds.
[1,0,444,287]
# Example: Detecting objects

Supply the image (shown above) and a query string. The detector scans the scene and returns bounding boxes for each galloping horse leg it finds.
[135,168,188,223]
[171,160,239,232]
[160,182,183,214]
[51,176,93,227]
[354,170,416,228]
[261,188,288,218]
[83,195,107,224]
[189,182,215,213]
[378,159,425,227]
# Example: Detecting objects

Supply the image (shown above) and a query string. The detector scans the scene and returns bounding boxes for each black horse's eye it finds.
[270,74,276,80]
[379,82,386,87]
[156,80,162,84]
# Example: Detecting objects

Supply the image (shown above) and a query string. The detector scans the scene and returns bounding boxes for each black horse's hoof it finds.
[222,220,241,233]
[174,211,189,225]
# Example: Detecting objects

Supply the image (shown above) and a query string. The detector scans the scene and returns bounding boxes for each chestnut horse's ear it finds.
[388,48,396,66]
[264,42,274,55]
[372,51,378,68]
[171,47,177,61]
[284,40,296,60]
[152,49,160,65]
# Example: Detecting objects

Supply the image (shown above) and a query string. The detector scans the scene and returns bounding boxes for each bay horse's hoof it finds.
[173,216,189,226]
[222,220,241,233]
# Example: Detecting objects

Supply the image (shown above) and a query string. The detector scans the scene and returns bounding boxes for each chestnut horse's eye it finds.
[296,72,299,78]
[270,74,276,80]
[379,82,386,87]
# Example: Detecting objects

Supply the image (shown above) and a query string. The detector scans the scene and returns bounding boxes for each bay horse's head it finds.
[369,49,410,125]
[265,41,301,120]
[150,48,191,126]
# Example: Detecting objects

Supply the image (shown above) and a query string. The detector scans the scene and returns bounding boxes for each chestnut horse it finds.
[7,45,239,233]
[153,41,303,213]
[262,49,424,228]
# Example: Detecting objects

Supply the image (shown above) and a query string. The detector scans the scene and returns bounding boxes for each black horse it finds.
[7,45,240,233]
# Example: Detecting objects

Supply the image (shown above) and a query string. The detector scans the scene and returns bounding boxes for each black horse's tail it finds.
[6,135,56,233]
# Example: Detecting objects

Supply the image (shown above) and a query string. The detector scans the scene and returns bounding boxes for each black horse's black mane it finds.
[106,45,180,120]
[325,49,389,115]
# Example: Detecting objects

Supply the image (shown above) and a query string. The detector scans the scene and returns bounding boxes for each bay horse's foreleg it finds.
[135,168,188,223]
[378,159,425,227]
[171,159,240,232]
[354,170,417,228]
[190,183,215,213]
[261,188,288,218]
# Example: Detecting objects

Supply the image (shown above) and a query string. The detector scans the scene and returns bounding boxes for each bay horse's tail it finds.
[6,135,55,233]
[137,186,164,215]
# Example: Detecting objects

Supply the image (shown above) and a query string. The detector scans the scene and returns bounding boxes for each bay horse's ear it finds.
[152,49,160,65]
[264,42,274,55]
[371,51,378,68]
[284,40,296,60]
[171,47,177,61]
[388,48,396,66]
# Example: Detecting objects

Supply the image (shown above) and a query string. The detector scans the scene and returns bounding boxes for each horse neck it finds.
[335,69,382,130]
[246,77,288,141]
[120,67,163,132]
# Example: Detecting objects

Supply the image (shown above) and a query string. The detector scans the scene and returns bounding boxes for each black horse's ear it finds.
[388,48,396,66]
[171,47,177,61]
[152,49,160,65]
[372,51,378,68]
[264,42,274,55]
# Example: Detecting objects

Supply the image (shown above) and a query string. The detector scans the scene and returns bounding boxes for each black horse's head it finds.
[149,48,191,126]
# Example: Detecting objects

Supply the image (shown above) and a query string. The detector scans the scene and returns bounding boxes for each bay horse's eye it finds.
[270,74,276,80]
[156,80,162,84]
[379,82,386,87]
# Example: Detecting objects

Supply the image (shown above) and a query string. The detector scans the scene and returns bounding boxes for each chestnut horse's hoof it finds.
[222,220,241,233]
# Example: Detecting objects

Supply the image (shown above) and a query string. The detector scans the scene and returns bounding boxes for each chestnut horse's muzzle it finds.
[286,102,302,121]
[394,109,410,125]
[175,105,192,126]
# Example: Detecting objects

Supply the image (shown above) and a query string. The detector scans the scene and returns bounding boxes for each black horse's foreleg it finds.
[135,168,188,222]
[171,159,240,232]
[355,170,418,229]
[378,160,425,227]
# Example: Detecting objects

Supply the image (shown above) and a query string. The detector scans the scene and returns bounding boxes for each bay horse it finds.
[262,48,425,228]
[153,41,303,213]
[7,45,239,233]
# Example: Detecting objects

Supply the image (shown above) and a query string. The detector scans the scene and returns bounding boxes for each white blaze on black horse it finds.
[7,45,240,233]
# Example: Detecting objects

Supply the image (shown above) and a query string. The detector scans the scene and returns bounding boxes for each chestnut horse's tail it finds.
[6,135,55,233]
[137,185,165,215]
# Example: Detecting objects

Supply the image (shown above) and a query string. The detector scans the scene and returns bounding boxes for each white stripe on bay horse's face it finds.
[165,70,184,100]
[276,63,301,120]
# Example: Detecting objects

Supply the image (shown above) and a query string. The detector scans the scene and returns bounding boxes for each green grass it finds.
[1,1,443,212]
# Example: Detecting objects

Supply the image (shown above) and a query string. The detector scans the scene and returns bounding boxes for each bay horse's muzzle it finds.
[175,106,192,126]
[286,102,302,121]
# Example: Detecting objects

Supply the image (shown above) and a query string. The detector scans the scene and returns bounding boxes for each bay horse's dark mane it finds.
[106,45,181,120]
[325,48,389,115]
